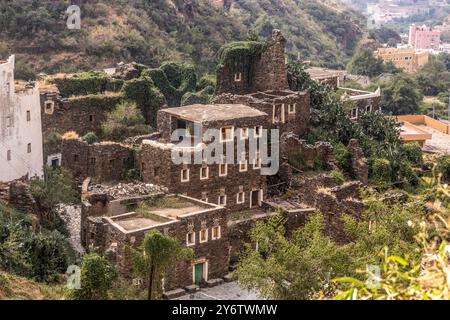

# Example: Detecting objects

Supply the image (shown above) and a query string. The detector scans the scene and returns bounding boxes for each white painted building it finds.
[0,55,43,182]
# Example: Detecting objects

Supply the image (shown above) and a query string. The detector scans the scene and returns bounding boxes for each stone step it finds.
[223,273,234,283]
[206,278,224,288]
[163,288,186,300]
[185,284,200,293]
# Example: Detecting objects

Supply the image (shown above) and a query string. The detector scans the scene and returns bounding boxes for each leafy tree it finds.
[129,230,192,300]
[30,166,78,210]
[383,61,401,74]
[379,74,423,115]
[69,253,117,300]
[81,132,99,145]
[347,47,384,77]
[437,52,450,71]
[101,101,152,141]
[415,58,450,96]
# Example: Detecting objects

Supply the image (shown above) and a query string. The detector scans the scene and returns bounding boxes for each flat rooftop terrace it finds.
[106,195,222,233]
[160,104,267,123]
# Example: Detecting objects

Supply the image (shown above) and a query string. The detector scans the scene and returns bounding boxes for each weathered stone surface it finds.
[163,288,186,300]
[207,278,224,288]
[0,178,38,214]
[347,139,369,185]
[185,285,200,293]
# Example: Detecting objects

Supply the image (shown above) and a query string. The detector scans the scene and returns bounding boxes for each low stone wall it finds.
[0,178,38,214]
[347,139,368,185]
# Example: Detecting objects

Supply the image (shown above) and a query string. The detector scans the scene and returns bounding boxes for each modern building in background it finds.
[0,55,43,182]
[375,48,429,73]
[409,24,441,50]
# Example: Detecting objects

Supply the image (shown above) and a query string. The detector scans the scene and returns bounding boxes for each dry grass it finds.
[62,131,80,140]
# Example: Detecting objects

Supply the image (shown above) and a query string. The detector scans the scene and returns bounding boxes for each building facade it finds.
[409,24,441,50]
[0,55,43,182]
[375,48,429,73]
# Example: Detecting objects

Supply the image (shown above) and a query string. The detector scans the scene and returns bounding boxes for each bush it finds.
[330,170,345,185]
[81,132,99,145]
[399,163,420,186]
[438,156,450,182]
[370,158,392,183]
[51,71,109,97]
[44,132,62,145]
[333,143,351,172]
[102,101,152,142]
[402,142,423,166]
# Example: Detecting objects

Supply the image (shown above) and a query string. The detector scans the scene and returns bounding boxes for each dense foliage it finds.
[0,0,365,76]
[101,101,152,142]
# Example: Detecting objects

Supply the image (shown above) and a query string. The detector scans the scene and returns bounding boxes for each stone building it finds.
[216,29,289,95]
[339,87,382,120]
[139,104,269,211]
[0,55,43,182]
[81,181,229,293]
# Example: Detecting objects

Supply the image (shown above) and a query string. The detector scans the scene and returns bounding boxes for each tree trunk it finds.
[148,262,155,300]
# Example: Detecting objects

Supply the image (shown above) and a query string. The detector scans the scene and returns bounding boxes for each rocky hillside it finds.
[0,0,366,77]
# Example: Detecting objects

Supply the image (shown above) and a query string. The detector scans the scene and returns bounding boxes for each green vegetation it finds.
[0,203,69,283]
[0,0,366,75]
[0,271,64,300]
[330,170,346,185]
[50,71,109,97]
[346,47,400,77]
[81,132,99,145]
[101,101,151,142]
[129,230,193,300]
[30,167,78,210]
[69,253,117,300]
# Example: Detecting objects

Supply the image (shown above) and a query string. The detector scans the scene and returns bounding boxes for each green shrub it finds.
[333,143,351,172]
[102,101,152,141]
[330,170,345,185]
[81,132,99,145]
[402,142,423,166]
[438,156,450,182]
[51,71,109,97]
[105,78,125,92]
[197,74,216,91]
[44,132,62,145]
[399,163,420,186]
[370,158,392,183]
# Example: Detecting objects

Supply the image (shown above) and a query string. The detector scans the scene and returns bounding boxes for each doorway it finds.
[250,190,262,208]
[194,262,205,285]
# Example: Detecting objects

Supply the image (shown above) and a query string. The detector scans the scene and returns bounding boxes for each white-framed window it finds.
[186,232,195,246]
[365,104,372,113]
[181,168,190,182]
[254,125,262,138]
[212,226,221,240]
[219,163,228,177]
[44,101,54,115]
[253,152,261,169]
[220,126,234,142]
[351,108,358,120]
[200,166,209,180]
[236,191,245,204]
[240,128,248,139]
[218,195,227,206]
[199,229,208,243]
[239,159,248,172]
[234,73,242,82]
[288,103,296,114]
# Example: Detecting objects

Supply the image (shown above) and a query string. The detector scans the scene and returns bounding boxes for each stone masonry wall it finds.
[61,139,134,183]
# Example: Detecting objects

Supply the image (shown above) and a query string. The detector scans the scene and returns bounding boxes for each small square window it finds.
[212,226,221,240]
[7,150,11,161]
[181,168,190,182]
[239,160,248,172]
[27,143,31,154]
[221,126,233,142]
[199,229,208,243]
[234,73,242,82]
[288,104,296,114]
[254,126,262,138]
[200,166,209,180]
[26,110,31,121]
[44,101,54,114]
[89,114,94,122]
[218,195,227,206]
[366,105,372,113]
[219,163,228,177]
[73,154,79,162]
[237,191,245,204]
[186,232,195,246]
[351,108,358,119]
[240,128,248,139]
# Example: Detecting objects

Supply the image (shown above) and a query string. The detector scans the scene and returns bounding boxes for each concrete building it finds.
[375,48,429,73]
[0,55,43,182]
[409,25,441,50]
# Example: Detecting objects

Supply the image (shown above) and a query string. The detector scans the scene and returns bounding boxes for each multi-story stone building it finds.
[409,24,441,50]
[0,55,43,182]
[139,104,269,211]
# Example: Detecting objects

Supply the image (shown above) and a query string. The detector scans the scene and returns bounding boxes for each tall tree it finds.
[379,74,423,115]
[347,47,384,77]
[130,230,192,300]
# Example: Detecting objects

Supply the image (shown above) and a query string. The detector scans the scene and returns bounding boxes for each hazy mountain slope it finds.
[0,0,366,76]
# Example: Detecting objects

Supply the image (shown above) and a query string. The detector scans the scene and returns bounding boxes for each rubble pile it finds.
[88,181,168,199]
